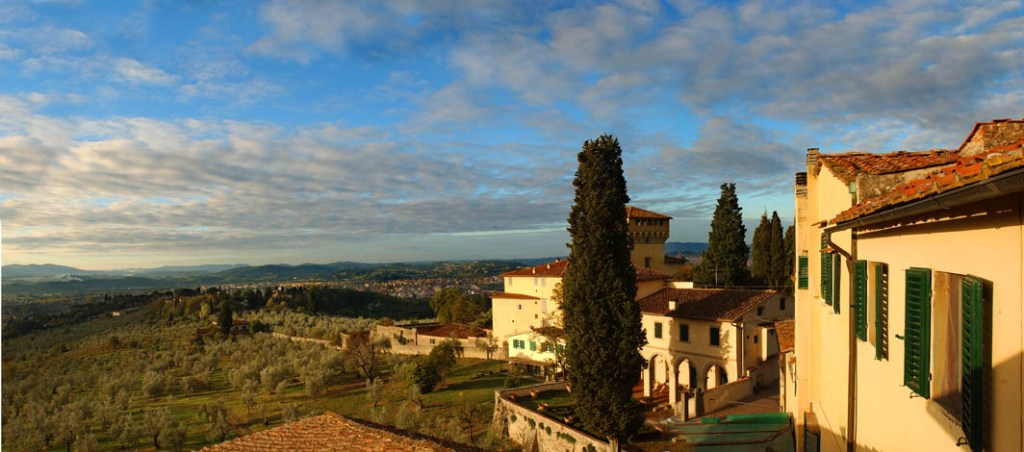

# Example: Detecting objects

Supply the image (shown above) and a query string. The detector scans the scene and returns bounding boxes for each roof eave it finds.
[828,168,1024,232]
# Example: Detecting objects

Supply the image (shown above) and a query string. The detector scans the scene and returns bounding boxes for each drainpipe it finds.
[823,229,856,452]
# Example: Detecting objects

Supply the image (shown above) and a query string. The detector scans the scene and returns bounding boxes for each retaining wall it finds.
[493,383,611,452]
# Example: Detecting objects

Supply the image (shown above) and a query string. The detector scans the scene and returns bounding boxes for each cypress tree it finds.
[562,135,645,445]
[217,302,233,337]
[768,211,786,288]
[750,211,771,285]
[783,224,796,290]
[694,183,750,287]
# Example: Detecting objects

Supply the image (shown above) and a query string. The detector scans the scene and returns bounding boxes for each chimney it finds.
[806,148,819,173]
[668,300,677,311]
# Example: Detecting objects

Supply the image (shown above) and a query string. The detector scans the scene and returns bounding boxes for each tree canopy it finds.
[694,183,750,287]
[561,135,646,444]
[428,288,489,325]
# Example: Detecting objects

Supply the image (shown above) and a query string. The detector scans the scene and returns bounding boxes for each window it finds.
[679,324,690,342]
[960,276,986,451]
[757,306,765,316]
[873,263,889,360]
[903,267,931,398]
[644,257,652,269]
[710,327,721,346]
[780,297,787,311]
[754,335,759,344]
[518,304,522,310]
[654,322,663,339]
[529,341,537,351]
[798,255,809,289]
[854,260,868,341]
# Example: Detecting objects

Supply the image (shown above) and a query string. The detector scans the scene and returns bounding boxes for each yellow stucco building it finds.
[788,118,1024,451]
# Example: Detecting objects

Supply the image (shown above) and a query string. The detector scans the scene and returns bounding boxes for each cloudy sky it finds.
[1,0,1021,270]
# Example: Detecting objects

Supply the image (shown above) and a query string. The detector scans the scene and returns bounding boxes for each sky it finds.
[0,0,1021,270]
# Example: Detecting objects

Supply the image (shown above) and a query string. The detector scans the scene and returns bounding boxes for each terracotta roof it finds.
[775,320,795,353]
[626,206,672,219]
[201,412,470,451]
[500,259,670,281]
[417,323,486,339]
[490,292,541,300]
[819,150,959,184]
[638,288,777,322]
[832,138,1024,224]
[958,118,1024,154]
[500,259,568,277]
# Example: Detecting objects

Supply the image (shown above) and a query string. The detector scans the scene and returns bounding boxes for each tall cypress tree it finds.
[750,211,771,285]
[562,135,645,445]
[783,224,796,290]
[694,183,750,287]
[768,211,786,288]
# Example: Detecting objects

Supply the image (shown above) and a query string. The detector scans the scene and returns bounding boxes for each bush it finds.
[405,357,441,394]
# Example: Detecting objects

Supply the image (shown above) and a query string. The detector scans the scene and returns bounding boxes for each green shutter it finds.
[854,260,867,340]
[798,255,809,289]
[961,276,984,452]
[821,235,832,305]
[832,254,841,314]
[874,263,889,360]
[654,322,663,339]
[904,267,931,398]
[529,341,536,351]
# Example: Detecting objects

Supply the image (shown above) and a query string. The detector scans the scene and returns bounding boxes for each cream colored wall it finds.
[641,314,738,385]
[506,331,561,364]
[493,275,563,343]
[849,193,1023,452]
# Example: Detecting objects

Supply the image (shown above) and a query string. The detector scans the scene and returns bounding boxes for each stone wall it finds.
[374,324,507,360]
[493,383,611,452]
[702,376,755,415]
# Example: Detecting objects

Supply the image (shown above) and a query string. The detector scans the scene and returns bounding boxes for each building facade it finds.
[789,119,1024,451]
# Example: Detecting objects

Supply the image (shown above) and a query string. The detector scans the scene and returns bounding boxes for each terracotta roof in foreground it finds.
[201,412,473,451]
[500,259,671,281]
[638,288,777,322]
[490,292,541,300]
[626,206,672,219]
[832,138,1024,224]
[775,320,795,353]
[819,150,959,184]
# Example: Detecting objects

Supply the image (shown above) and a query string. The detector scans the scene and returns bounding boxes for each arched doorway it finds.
[705,364,728,389]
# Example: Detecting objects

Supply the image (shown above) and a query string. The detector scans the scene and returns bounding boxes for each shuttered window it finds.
[820,234,832,305]
[654,322,663,339]
[832,254,841,314]
[961,276,985,452]
[874,263,889,360]
[804,412,821,452]
[529,340,537,351]
[854,260,868,340]
[798,255,809,289]
[904,267,932,398]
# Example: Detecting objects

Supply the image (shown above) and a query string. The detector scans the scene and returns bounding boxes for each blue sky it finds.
[1,0,1021,270]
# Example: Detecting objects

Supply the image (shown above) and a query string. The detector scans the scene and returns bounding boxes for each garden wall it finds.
[493,383,612,452]
[702,376,755,415]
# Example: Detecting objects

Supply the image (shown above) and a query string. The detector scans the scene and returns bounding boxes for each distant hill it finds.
[3,264,91,278]
[665,242,708,255]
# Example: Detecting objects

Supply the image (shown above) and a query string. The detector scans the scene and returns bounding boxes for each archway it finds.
[705,364,728,389]
[643,354,670,398]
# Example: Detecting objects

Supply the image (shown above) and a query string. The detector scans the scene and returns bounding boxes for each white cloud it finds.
[114,58,176,85]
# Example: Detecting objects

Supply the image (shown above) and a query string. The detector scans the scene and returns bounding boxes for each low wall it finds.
[375,324,508,360]
[493,383,611,452]
[754,357,780,387]
[270,332,341,349]
[702,376,755,415]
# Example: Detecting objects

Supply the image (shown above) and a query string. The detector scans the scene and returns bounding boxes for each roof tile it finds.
[819,150,959,184]
[637,288,777,322]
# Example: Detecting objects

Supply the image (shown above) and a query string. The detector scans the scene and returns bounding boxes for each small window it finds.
[798,255,809,289]
[518,304,522,310]
[654,322,663,339]
[529,341,537,351]
[754,335,758,344]
[679,324,690,342]
[780,297,786,311]
[757,306,764,316]
[644,257,652,269]
[710,327,721,346]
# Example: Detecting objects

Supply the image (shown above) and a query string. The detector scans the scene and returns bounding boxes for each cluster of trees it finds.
[428,288,490,325]
[695,183,796,289]
[751,211,796,289]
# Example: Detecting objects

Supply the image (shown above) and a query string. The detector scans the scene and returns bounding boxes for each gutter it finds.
[827,168,1024,232]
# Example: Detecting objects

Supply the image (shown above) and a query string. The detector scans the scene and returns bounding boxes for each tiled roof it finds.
[819,150,959,184]
[832,138,1024,224]
[501,259,671,281]
[958,118,1024,154]
[638,288,777,322]
[500,259,568,277]
[774,320,795,353]
[490,292,541,300]
[417,323,486,339]
[626,206,672,219]
[200,412,469,451]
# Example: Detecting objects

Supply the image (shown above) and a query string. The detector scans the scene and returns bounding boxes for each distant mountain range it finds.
[1,247,705,296]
